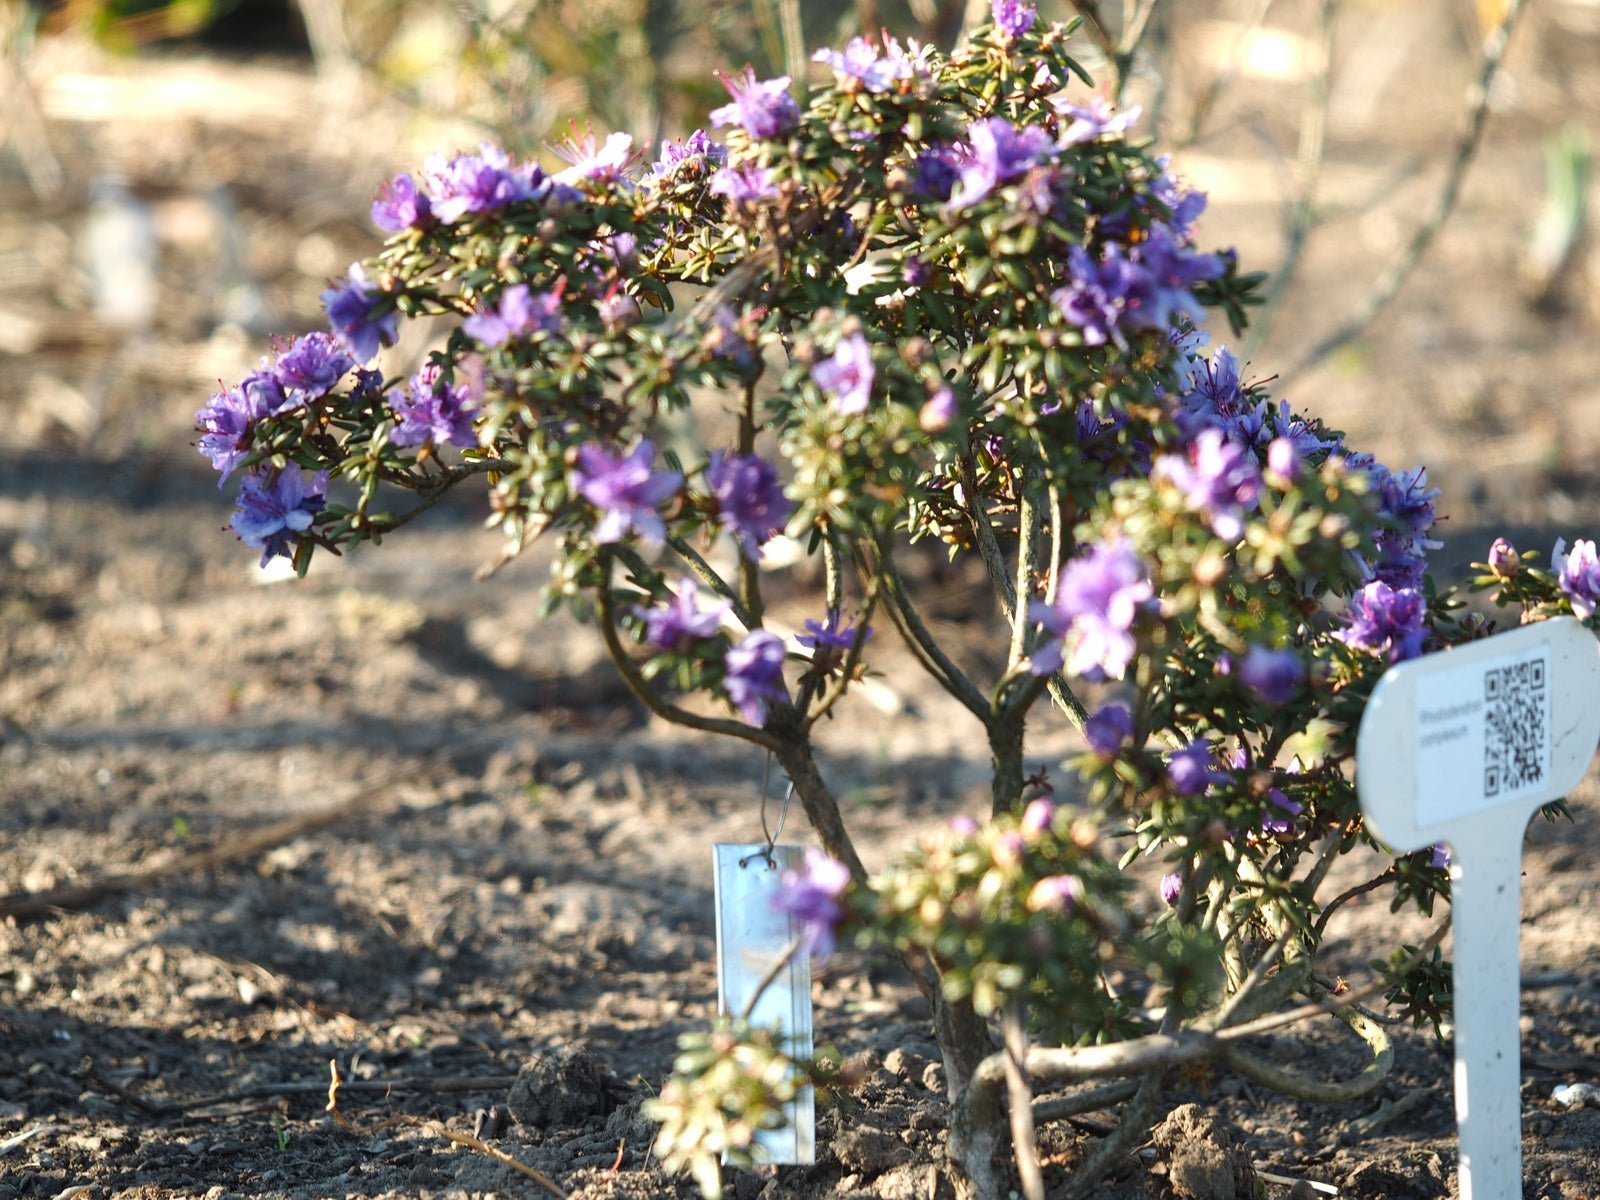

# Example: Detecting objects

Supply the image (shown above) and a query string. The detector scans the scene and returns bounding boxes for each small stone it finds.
[1148,1103,1256,1200]
[835,1124,913,1175]
[882,1048,930,1081]
[506,1044,614,1129]
[921,1061,945,1094]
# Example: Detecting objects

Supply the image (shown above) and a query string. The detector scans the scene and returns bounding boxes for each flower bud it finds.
[1487,537,1519,578]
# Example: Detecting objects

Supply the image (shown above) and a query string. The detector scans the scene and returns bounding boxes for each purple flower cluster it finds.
[724,630,788,725]
[462,284,564,347]
[371,173,431,233]
[705,451,792,559]
[1055,93,1139,147]
[230,469,327,567]
[991,0,1037,39]
[551,129,636,186]
[709,162,779,206]
[1556,538,1600,618]
[635,578,729,651]
[811,333,875,414]
[321,265,397,364]
[573,440,683,547]
[775,848,852,959]
[1054,229,1224,348]
[1029,539,1155,680]
[709,69,799,140]
[1365,464,1441,589]
[947,117,1055,210]
[648,129,727,182]
[1338,580,1427,663]
[390,363,477,450]
[1154,428,1262,541]
[418,143,549,225]
[812,34,929,93]
[196,332,364,482]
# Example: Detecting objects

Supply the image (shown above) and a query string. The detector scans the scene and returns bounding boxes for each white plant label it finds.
[1357,617,1600,1200]
[712,844,815,1165]
[1412,644,1552,826]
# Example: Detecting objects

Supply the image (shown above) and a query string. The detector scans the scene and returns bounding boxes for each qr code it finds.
[1483,656,1547,797]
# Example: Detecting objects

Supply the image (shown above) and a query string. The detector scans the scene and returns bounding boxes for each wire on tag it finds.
[741,752,794,869]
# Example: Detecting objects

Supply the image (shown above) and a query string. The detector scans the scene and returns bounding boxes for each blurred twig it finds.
[0,2,64,200]
[1281,0,1527,381]
[1244,0,1336,358]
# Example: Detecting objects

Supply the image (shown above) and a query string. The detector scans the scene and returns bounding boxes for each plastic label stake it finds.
[1356,617,1600,1200]
[712,844,815,1165]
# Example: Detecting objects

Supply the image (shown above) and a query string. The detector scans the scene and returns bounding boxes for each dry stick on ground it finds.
[81,1058,520,1118]
[0,737,508,920]
[326,1060,569,1199]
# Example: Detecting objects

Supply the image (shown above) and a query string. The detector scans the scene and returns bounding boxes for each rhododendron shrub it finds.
[197,4,1581,1196]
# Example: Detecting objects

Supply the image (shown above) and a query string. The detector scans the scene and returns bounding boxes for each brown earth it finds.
[5,3,1600,1197]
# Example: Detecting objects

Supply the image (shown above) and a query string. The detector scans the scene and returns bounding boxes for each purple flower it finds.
[273,331,355,407]
[813,36,911,93]
[1052,245,1151,348]
[709,68,799,140]
[1026,875,1081,914]
[1155,428,1262,540]
[910,146,960,202]
[551,129,636,186]
[708,162,779,205]
[196,371,286,481]
[775,848,852,959]
[950,814,980,837]
[649,129,728,182]
[230,468,327,567]
[724,629,788,725]
[811,333,875,414]
[1366,464,1441,589]
[390,363,477,450]
[947,117,1055,210]
[1487,537,1519,578]
[1338,580,1428,663]
[462,284,563,347]
[421,144,546,224]
[371,172,431,233]
[1179,346,1247,433]
[1167,740,1225,797]
[705,451,792,559]
[991,0,1037,39]
[1261,789,1304,836]
[1021,797,1055,838]
[1132,226,1225,330]
[1430,843,1451,871]
[1055,93,1140,147]
[634,579,729,651]
[1266,436,1301,483]
[920,385,958,433]
[573,440,683,547]
[321,265,397,365]
[1160,871,1183,907]
[1238,645,1304,705]
[1557,538,1600,618]
[1029,539,1155,680]
[799,611,871,676]
[1084,702,1134,756]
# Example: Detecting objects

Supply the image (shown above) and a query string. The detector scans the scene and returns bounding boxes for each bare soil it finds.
[5,4,1600,1197]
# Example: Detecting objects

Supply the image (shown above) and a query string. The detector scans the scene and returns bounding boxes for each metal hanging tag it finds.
[712,843,815,1165]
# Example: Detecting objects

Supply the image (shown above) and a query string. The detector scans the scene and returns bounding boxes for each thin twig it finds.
[1283,0,1526,380]
[1002,1004,1046,1200]
[594,560,781,751]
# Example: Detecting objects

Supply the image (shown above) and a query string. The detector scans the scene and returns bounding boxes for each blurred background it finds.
[1,0,1598,570]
